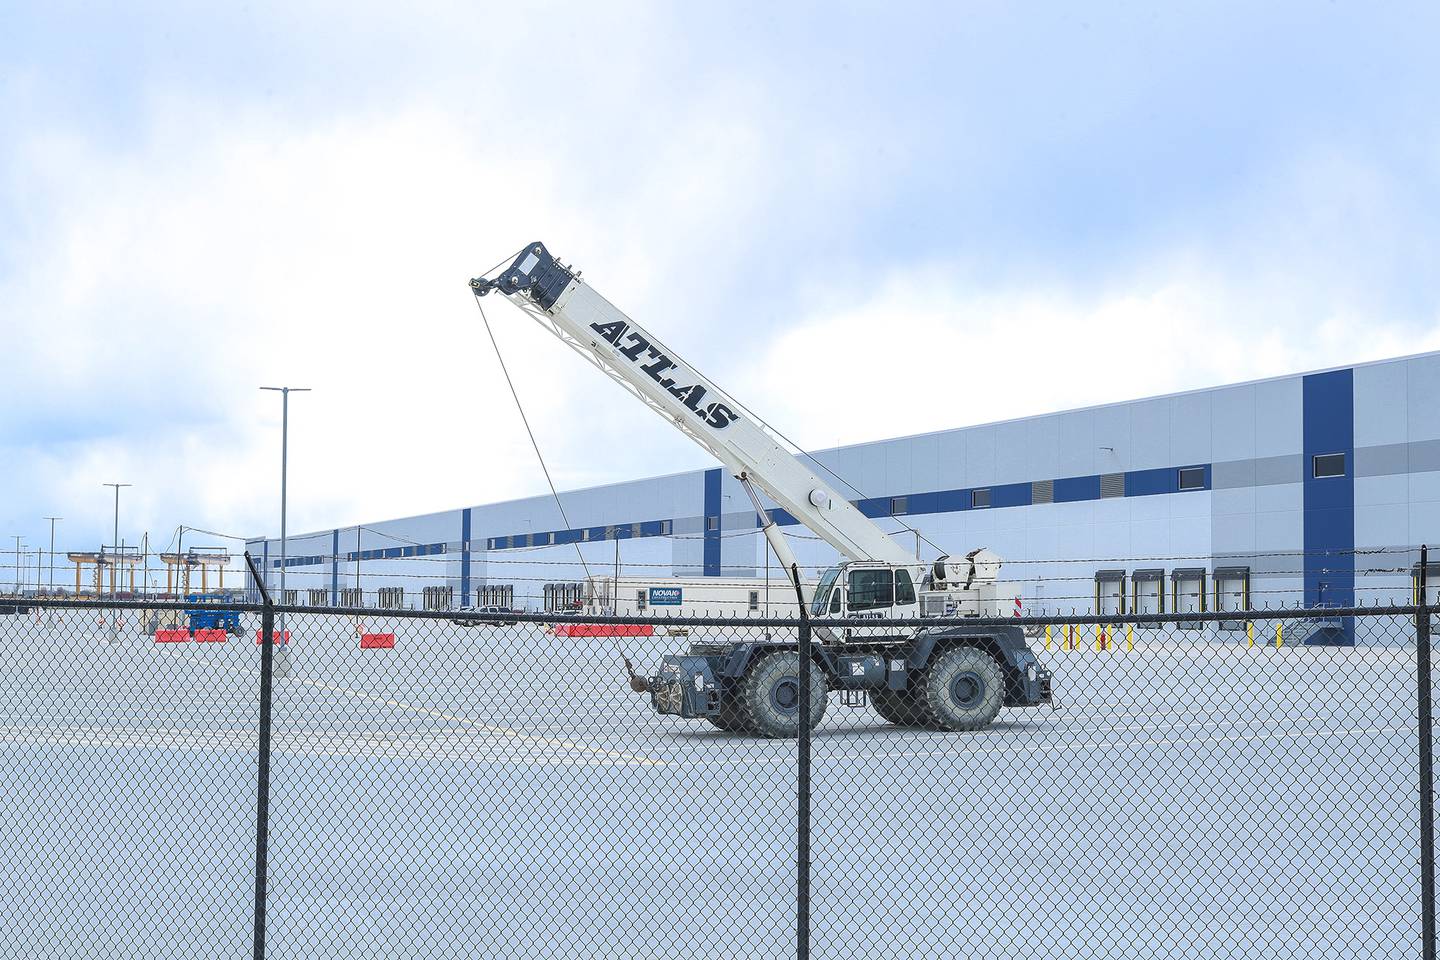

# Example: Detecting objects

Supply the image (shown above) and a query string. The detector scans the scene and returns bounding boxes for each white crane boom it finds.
[471,243,917,575]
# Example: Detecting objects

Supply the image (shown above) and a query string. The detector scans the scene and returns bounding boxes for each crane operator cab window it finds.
[810,566,917,618]
[811,567,842,617]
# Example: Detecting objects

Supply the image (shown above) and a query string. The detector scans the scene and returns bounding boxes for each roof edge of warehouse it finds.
[248,346,1440,543]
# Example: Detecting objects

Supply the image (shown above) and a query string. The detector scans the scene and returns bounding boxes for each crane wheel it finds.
[871,688,926,726]
[918,646,1002,731]
[740,650,826,739]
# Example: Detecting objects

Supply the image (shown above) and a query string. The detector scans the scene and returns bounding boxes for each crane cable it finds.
[472,294,647,691]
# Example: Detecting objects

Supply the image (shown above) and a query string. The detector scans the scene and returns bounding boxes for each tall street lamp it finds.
[44,517,62,595]
[260,386,310,632]
[102,484,132,599]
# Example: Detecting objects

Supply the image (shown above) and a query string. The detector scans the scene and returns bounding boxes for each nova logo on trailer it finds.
[648,587,683,606]
[589,320,740,430]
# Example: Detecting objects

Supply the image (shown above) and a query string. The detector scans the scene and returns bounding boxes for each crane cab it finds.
[810,563,921,622]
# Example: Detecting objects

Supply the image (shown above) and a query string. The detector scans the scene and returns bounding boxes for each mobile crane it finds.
[472,243,1051,737]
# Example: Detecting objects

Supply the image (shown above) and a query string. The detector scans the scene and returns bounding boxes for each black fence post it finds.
[788,564,811,960]
[1420,544,1434,960]
[244,552,276,960]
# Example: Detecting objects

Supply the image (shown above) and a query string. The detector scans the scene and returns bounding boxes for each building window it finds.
[706,517,719,532]
[890,496,908,516]
[971,488,991,509]
[581,528,591,542]
[1313,453,1346,478]
[748,590,759,611]
[1178,467,1205,491]
[660,519,672,536]
[534,532,551,546]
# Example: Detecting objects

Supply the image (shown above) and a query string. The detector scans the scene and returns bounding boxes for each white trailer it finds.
[581,575,803,619]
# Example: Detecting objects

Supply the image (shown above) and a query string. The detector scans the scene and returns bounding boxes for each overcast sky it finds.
[2,1,1438,559]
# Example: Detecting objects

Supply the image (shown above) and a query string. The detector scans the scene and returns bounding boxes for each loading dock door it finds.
[1095,570,1126,617]
[1172,568,1207,628]
[1132,569,1164,615]
[1212,566,1250,632]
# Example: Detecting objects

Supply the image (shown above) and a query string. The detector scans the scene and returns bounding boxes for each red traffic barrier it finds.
[552,623,655,638]
[154,629,190,643]
[360,633,396,649]
[193,629,228,644]
[255,630,292,645]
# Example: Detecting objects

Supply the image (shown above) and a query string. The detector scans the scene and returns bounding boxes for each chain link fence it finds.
[0,593,1431,958]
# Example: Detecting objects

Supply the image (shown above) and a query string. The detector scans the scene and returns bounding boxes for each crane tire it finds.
[740,650,827,739]
[919,646,1003,731]
[871,688,926,726]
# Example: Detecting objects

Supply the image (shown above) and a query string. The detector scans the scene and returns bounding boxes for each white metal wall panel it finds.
[1410,356,1440,442]
[1168,392,1213,467]
[1355,360,1408,448]
[1057,410,1095,478]
[993,419,1029,484]
[935,430,967,488]
[1092,404,1130,472]
[907,432,941,495]
[1128,398,1171,472]
[965,426,998,489]
[1209,384,1256,462]
[1023,414,1062,486]
[1253,377,1302,456]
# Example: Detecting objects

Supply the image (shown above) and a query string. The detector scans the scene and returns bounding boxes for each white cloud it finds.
[738,262,1440,457]
[0,94,784,550]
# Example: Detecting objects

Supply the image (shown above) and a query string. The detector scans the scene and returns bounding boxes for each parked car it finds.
[451,605,516,627]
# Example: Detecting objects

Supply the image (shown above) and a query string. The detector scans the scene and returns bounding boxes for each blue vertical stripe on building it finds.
[703,468,722,577]
[1302,368,1355,644]
[331,529,339,605]
[461,508,473,606]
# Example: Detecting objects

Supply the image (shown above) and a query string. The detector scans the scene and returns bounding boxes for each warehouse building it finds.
[248,351,1440,644]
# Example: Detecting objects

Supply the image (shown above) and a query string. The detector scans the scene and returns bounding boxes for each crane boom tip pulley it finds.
[471,242,574,311]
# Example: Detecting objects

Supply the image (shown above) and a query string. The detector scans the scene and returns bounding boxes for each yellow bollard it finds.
[1044,624,1052,651]
[1276,622,1283,649]
[1126,624,1134,652]
[1247,621,1255,648]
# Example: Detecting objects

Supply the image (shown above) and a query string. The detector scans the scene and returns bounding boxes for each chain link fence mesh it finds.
[0,600,1430,958]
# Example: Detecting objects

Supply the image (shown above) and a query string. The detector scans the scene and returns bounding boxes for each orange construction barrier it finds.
[553,623,655,638]
[154,629,190,643]
[193,629,228,643]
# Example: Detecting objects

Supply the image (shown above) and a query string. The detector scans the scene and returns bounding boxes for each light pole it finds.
[261,386,310,632]
[44,517,62,595]
[11,536,22,594]
[102,483,131,599]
